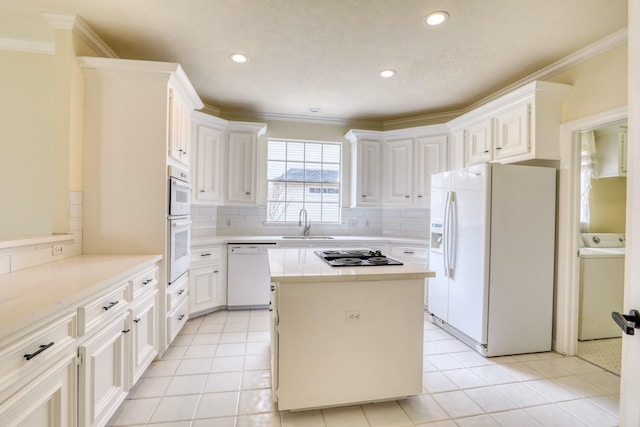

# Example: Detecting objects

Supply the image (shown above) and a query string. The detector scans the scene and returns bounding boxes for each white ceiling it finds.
[1,1,628,124]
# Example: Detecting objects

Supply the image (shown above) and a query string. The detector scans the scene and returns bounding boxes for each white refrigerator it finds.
[428,163,556,357]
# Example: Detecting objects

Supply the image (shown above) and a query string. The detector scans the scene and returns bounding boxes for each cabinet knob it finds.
[245,192,251,195]
[418,195,423,198]
[178,314,185,321]
[200,190,205,193]
[496,146,502,150]
[405,195,410,198]
[483,150,489,154]
[133,318,141,323]
[178,289,185,295]
[362,195,367,198]
[214,270,219,274]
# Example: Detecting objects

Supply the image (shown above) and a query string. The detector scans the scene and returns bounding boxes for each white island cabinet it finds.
[268,248,434,411]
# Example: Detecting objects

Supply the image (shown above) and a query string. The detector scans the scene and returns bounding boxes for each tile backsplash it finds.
[191,204,429,240]
[0,191,83,275]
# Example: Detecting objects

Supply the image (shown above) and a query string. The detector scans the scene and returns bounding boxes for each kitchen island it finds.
[268,248,434,411]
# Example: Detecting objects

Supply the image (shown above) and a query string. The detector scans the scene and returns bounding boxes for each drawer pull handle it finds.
[122,329,131,334]
[405,195,410,198]
[24,342,54,361]
[103,301,119,311]
[214,270,219,274]
[200,189,205,192]
[178,314,185,321]
[245,192,251,195]
[142,279,153,285]
[178,289,185,295]
[201,253,212,257]
[418,195,423,198]
[133,318,141,323]
[404,251,415,254]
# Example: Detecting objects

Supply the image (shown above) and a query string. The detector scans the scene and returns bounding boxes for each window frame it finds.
[265,138,342,224]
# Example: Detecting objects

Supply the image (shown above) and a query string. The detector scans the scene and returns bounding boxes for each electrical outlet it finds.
[52,244,64,256]
[346,311,362,322]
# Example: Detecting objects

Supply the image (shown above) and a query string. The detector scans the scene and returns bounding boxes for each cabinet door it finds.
[384,139,413,205]
[189,264,223,315]
[129,291,158,387]
[415,135,446,207]
[494,103,530,160]
[78,314,128,427]
[168,88,188,164]
[451,129,466,170]
[227,132,256,203]
[466,118,493,165]
[193,124,224,203]
[0,356,75,427]
[354,140,382,206]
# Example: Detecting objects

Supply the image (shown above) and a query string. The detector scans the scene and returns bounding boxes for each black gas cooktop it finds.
[314,249,404,267]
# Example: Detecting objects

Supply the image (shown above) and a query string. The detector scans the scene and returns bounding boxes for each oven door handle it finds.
[171,218,192,228]
[171,177,191,191]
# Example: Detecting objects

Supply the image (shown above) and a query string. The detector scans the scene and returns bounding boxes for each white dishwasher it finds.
[227,243,277,309]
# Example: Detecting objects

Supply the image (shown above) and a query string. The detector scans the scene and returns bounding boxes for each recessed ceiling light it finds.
[229,53,249,63]
[309,107,322,113]
[380,69,396,78]
[423,11,449,26]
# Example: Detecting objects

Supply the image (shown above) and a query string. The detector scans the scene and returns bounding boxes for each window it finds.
[266,139,341,222]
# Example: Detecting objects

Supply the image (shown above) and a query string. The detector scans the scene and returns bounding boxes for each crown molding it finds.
[220,109,383,130]
[381,27,628,129]
[42,13,118,58]
[0,38,54,54]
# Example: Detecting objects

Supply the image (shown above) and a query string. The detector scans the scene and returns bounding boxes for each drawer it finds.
[130,266,159,299]
[167,272,189,312]
[0,312,76,390]
[190,246,220,265]
[391,245,429,263]
[77,283,129,336]
[167,297,189,345]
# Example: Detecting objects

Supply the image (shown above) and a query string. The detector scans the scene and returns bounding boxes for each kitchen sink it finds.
[281,236,334,240]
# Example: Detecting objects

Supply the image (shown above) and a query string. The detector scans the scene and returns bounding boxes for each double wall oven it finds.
[168,165,191,284]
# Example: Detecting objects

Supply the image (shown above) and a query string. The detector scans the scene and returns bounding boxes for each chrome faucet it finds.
[298,208,311,236]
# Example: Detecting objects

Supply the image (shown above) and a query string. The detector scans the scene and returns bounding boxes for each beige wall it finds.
[0,49,55,238]
[548,44,628,122]
[590,177,627,232]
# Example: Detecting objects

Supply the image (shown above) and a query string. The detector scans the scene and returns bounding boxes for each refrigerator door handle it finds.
[447,191,456,277]
[443,191,451,277]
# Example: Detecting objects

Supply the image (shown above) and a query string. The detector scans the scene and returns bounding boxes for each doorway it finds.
[554,107,627,361]
[575,122,627,374]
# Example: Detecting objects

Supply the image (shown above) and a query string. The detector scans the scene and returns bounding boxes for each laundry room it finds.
[577,122,627,374]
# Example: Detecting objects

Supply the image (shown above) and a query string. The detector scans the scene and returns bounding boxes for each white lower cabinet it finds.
[167,298,189,345]
[189,244,226,316]
[78,313,129,427]
[0,354,76,427]
[129,290,158,387]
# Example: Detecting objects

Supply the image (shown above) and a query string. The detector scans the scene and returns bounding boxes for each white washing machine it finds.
[578,233,626,340]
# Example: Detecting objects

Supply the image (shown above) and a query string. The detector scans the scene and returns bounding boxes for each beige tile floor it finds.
[107,310,620,427]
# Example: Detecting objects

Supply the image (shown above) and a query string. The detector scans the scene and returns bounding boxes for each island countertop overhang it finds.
[267,248,435,283]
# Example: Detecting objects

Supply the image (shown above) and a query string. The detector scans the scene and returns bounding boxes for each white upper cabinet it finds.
[347,127,447,208]
[465,118,493,165]
[191,111,227,204]
[449,80,571,166]
[596,124,627,178]
[226,122,266,205]
[346,130,383,207]
[414,135,447,207]
[168,87,193,165]
[384,139,414,204]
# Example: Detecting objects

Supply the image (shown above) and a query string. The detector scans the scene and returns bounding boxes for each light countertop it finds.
[268,248,434,283]
[0,254,162,340]
[192,234,429,247]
